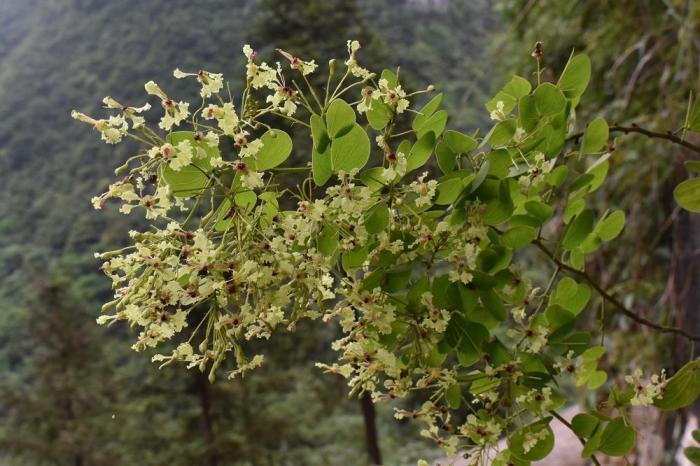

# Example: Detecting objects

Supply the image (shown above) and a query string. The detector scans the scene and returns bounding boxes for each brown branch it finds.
[567,124,700,154]
[533,239,700,342]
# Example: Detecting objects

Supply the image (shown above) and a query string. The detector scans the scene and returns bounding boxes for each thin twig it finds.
[549,410,602,466]
[567,124,700,154]
[533,239,700,342]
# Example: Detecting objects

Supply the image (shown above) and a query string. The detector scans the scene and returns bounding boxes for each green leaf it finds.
[331,123,370,172]
[366,100,392,130]
[160,131,216,198]
[480,289,507,321]
[342,245,368,273]
[598,417,636,456]
[572,413,600,439]
[412,93,443,130]
[674,178,700,212]
[655,358,700,410]
[317,225,339,257]
[365,202,390,234]
[444,130,477,154]
[445,384,462,409]
[253,129,293,171]
[500,225,537,249]
[581,117,609,154]
[597,210,625,241]
[435,141,456,174]
[312,146,332,186]
[509,420,555,462]
[551,277,590,315]
[488,119,517,146]
[486,75,532,114]
[326,99,356,138]
[525,200,554,222]
[435,177,464,205]
[687,93,700,132]
[456,320,490,366]
[407,131,435,172]
[310,114,330,153]
[686,160,700,173]
[557,53,591,99]
[360,167,385,192]
[685,446,700,465]
[562,209,595,250]
[534,83,566,116]
[416,110,448,139]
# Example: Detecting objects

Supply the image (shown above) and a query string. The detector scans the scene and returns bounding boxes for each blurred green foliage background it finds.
[1,0,698,465]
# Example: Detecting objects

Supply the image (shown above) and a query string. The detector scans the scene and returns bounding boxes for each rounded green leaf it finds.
[434,177,464,205]
[436,141,456,174]
[525,200,554,222]
[310,114,330,153]
[557,53,591,99]
[366,99,392,130]
[326,99,356,138]
[509,421,555,462]
[562,209,595,250]
[655,358,700,410]
[598,417,636,456]
[674,178,700,212]
[365,202,390,234]
[416,109,448,139]
[488,119,517,146]
[330,123,370,172]
[254,129,293,171]
[444,130,477,154]
[501,225,537,249]
[534,83,566,116]
[407,131,435,172]
[597,210,625,241]
[582,117,609,154]
[572,413,600,439]
[160,131,216,198]
[412,93,443,130]
[312,146,332,186]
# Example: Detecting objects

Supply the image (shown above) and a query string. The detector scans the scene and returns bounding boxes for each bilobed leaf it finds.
[416,110,448,139]
[312,146,332,186]
[557,53,591,99]
[435,141,456,174]
[331,123,370,172]
[500,225,537,250]
[486,75,532,114]
[412,93,443,130]
[598,417,635,456]
[654,358,700,410]
[534,83,566,116]
[407,131,435,172]
[551,277,590,315]
[365,202,390,234]
[326,99,356,138]
[597,210,625,241]
[674,178,700,212]
[445,384,462,409]
[444,130,477,154]
[508,420,555,462]
[366,99,392,130]
[160,131,216,198]
[581,117,609,154]
[562,209,595,250]
[525,200,554,222]
[456,321,489,366]
[310,114,330,153]
[488,119,517,146]
[254,129,293,171]
[572,413,600,439]
[435,177,464,205]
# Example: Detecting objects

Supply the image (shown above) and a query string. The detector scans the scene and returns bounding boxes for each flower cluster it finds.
[73,43,666,464]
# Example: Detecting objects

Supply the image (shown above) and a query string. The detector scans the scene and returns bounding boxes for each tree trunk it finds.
[361,392,382,465]
[197,373,219,466]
